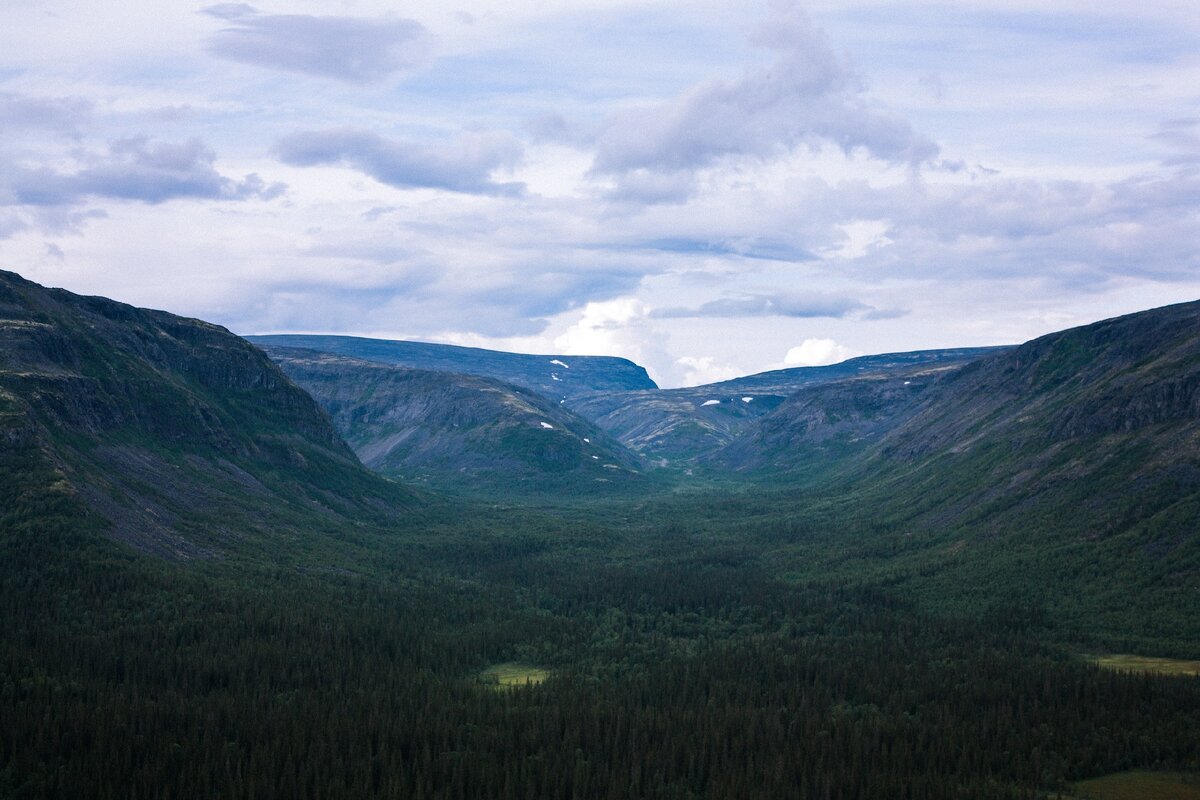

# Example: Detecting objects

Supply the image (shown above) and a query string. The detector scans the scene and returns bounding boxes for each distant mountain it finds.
[262,346,642,493]
[572,348,1005,465]
[0,271,416,559]
[715,302,1200,481]
[245,334,657,402]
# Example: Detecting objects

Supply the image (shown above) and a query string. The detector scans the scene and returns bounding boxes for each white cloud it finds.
[202,5,431,84]
[675,355,742,387]
[589,3,937,198]
[784,338,860,367]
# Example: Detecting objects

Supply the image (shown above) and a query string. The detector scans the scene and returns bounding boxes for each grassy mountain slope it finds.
[246,334,657,402]
[0,270,417,558]
[571,348,1004,466]
[261,346,642,493]
[703,300,1200,651]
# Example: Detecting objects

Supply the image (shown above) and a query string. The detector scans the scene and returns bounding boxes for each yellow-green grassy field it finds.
[1087,654,1200,677]
[479,662,550,689]
[1069,771,1200,799]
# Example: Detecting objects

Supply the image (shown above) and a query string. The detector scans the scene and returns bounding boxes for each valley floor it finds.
[3,473,1199,800]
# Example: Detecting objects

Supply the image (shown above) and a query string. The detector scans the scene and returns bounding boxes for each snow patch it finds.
[549,359,570,369]
[551,373,561,381]
[540,422,554,430]
[903,381,911,385]
[591,455,599,459]
[702,399,721,406]
[742,396,753,403]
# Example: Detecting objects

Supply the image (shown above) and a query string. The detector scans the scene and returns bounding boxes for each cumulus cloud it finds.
[590,3,937,198]
[831,169,1200,286]
[784,338,860,367]
[652,292,867,319]
[675,355,742,387]
[2,138,284,207]
[202,5,430,83]
[274,129,525,196]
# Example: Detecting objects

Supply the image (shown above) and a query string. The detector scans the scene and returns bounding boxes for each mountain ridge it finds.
[261,345,643,493]
[0,270,418,559]
[245,333,657,403]
[571,347,1008,464]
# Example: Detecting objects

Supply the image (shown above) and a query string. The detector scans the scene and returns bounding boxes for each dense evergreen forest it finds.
[3,438,1199,799]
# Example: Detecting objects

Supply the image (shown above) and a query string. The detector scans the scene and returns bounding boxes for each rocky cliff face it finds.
[246,334,657,402]
[261,346,642,493]
[0,270,415,558]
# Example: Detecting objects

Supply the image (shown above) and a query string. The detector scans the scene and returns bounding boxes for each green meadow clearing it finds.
[479,662,550,689]
[1088,654,1200,677]
[1070,771,1200,800]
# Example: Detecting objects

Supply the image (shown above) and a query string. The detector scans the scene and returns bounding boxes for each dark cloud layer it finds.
[591,6,937,201]
[202,5,429,83]
[3,138,284,206]
[275,129,525,195]
[0,92,92,136]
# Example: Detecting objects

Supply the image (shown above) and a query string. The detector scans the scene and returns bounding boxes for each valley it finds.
[2,270,1198,799]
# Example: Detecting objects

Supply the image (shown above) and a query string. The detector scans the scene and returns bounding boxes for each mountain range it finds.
[2,268,1197,646]
[261,345,641,493]
[246,334,656,402]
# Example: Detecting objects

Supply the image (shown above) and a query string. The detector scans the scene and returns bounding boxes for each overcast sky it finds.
[2,1,1198,386]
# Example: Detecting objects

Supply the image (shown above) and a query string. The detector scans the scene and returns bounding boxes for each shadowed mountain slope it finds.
[571,348,1005,465]
[261,346,642,493]
[0,270,417,558]
[717,300,1200,479]
[245,334,656,402]
[702,300,1200,647]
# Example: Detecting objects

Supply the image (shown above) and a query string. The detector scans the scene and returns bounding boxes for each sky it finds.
[1,1,1198,387]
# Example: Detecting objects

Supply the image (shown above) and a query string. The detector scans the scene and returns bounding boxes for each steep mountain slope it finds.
[572,348,1004,465]
[261,346,641,492]
[246,334,657,402]
[718,301,1200,480]
[706,301,1200,647]
[0,270,417,558]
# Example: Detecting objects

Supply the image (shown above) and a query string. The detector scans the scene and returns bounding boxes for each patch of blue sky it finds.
[821,6,1195,66]
[404,11,750,108]
[602,238,817,263]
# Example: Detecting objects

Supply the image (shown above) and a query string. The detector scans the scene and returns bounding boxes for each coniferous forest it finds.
[3,435,1200,799]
